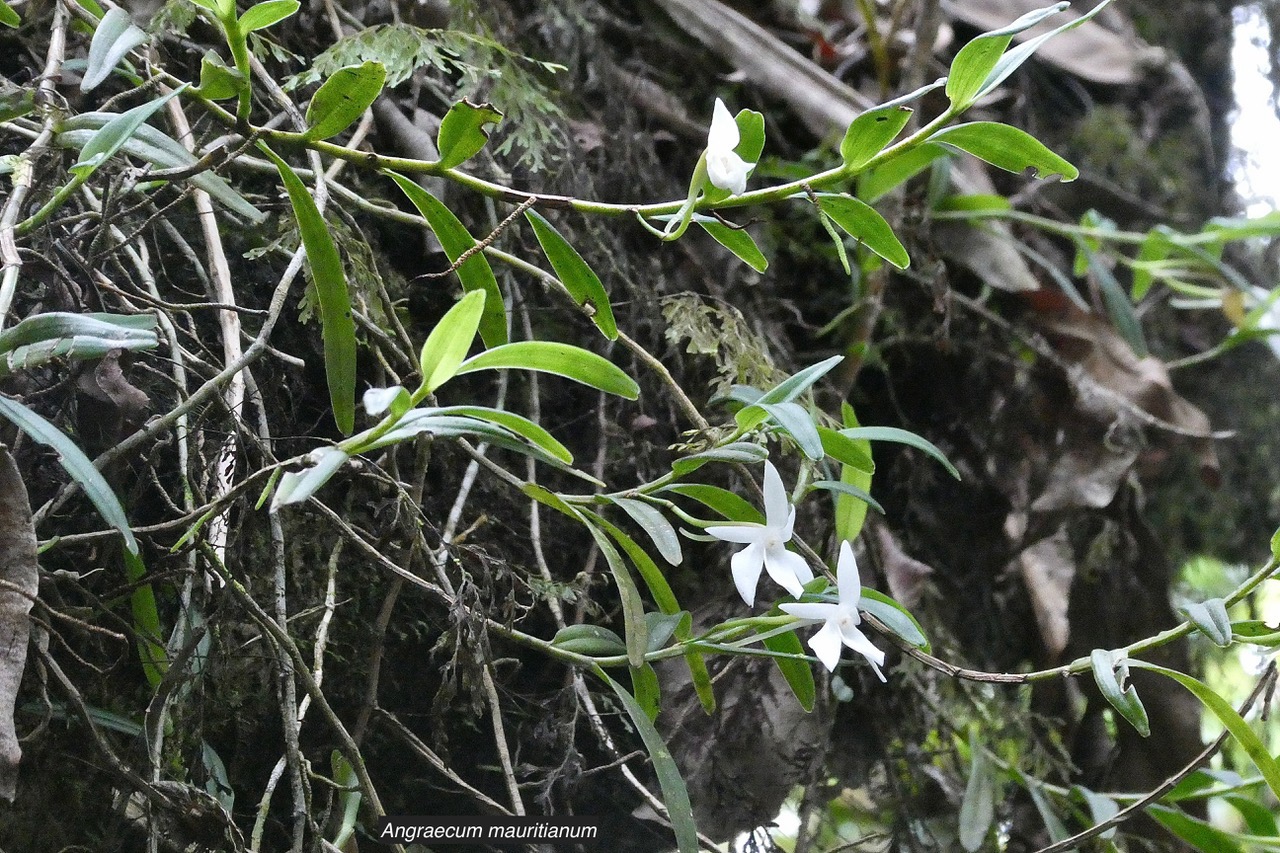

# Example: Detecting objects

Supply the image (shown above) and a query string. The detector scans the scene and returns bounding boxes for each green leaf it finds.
[0,395,137,553]
[670,441,769,477]
[1272,526,1280,561]
[658,483,764,525]
[841,425,960,479]
[0,311,157,377]
[834,403,874,543]
[1026,781,1070,843]
[1132,661,1280,803]
[859,588,928,650]
[522,482,581,520]
[841,105,913,170]
[817,426,875,473]
[685,648,716,714]
[814,193,910,269]
[360,412,590,477]
[934,194,1012,213]
[763,628,816,712]
[697,219,768,272]
[611,498,681,566]
[0,0,20,27]
[583,519,648,668]
[945,2,1068,109]
[930,122,1078,182]
[758,401,823,459]
[330,749,362,850]
[263,146,357,434]
[435,99,503,169]
[1090,650,1149,736]
[1131,228,1176,301]
[857,142,949,203]
[57,113,264,221]
[195,51,245,100]
[81,7,147,92]
[237,0,298,32]
[1231,619,1280,646]
[1180,598,1233,648]
[71,86,185,178]
[303,60,385,141]
[433,405,571,464]
[1147,805,1245,853]
[807,481,884,516]
[975,1,1116,103]
[271,446,349,510]
[959,731,996,852]
[525,209,617,339]
[1074,786,1119,841]
[456,341,639,399]
[644,611,687,652]
[122,546,167,689]
[734,355,843,432]
[1224,795,1278,837]
[1077,237,1148,357]
[417,289,485,394]
[551,623,627,657]
[386,172,506,346]
[600,672,699,853]
[631,663,661,722]
[595,516,681,615]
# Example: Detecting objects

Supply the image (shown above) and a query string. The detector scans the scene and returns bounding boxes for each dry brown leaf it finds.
[1016,527,1074,659]
[0,445,38,801]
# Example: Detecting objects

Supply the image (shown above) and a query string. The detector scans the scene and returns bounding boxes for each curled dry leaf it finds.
[0,445,37,802]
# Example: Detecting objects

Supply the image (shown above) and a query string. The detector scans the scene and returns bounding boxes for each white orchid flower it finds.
[705,98,754,196]
[780,541,886,680]
[706,461,813,606]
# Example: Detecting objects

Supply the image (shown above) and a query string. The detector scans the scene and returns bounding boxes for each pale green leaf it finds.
[456,341,639,398]
[0,395,137,553]
[81,7,147,92]
[417,289,485,394]
[435,99,502,169]
[612,497,681,566]
[237,0,298,32]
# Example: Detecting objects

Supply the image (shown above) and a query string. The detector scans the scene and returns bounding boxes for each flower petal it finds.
[708,98,740,151]
[706,150,750,195]
[706,523,765,544]
[779,601,837,622]
[836,540,862,606]
[730,539,766,607]
[806,619,844,672]
[762,461,791,530]
[840,623,887,682]
[764,543,814,598]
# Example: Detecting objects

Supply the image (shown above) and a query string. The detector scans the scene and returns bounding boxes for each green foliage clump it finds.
[286,24,566,170]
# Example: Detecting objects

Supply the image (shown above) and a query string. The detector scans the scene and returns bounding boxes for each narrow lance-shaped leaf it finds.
[841,105,913,170]
[860,589,929,650]
[1131,660,1280,803]
[658,483,765,525]
[596,517,681,615]
[582,518,647,668]
[841,425,960,479]
[763,627,816,712]
[600,671,699,853]
[237,0,299,32]
[945,2,1068,109]
[611,498,682,566]
[263,146,357,434]
[525,210,618,339]
[386,172,506,347]
[304,60,385,141]
[759,401,823,460]
[0,0,20,27]
[930,122,1078,182]
[815,194,910,269]
[72,86,186,178]
[835,403,875,542]
[631,663,661,722]
[123,547,167,689]
[456,341,639,399]
[435,99,503,170]
[858,142,949,204]
[417,289,485,395]
[959,731,996,852]
[1090,649,1150,737]
[696,218,768,272]
[551,624,628,657]
[271,446,349,510]
[1181,598,1233,648]
[81,7,147,92]
[434,405,572,464]
[976,0,1117,102]
[0,395,138,553]
[735,355,843,431]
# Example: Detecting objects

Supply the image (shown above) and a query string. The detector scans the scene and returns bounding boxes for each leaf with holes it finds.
[436,99,503,169]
